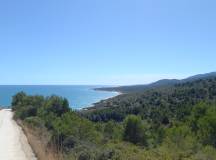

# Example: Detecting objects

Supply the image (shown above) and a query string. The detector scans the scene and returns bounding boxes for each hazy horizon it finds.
[0,71,214,86]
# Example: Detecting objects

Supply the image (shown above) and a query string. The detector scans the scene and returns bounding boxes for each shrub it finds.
[123,115,147,146]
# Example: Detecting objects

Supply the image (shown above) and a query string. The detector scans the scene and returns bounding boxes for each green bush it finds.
[123,115,147,146]
[24,116,44,128]
[197,107,216,147]
[44,96,70,116]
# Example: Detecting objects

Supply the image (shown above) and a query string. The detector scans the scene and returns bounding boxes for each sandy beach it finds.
[0,109,37,160]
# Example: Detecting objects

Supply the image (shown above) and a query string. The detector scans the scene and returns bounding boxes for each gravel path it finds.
[0,109,37,160]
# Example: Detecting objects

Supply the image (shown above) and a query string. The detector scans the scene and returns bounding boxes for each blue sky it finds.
[0,0,216,85]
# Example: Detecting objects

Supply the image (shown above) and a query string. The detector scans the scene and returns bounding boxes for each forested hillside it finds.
[87,78,216,123]
[95,72,216,93]
[12,77,216,159]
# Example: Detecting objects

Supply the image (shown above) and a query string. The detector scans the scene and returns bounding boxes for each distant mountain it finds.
[96,72,216,93]
[182,72,216,82]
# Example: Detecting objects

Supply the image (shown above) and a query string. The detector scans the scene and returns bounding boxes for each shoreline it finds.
[0,86,122,111]
[82,90,123,110]
[0,85,122,110]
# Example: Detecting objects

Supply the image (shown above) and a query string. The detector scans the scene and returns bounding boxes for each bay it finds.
[0,85,118,109]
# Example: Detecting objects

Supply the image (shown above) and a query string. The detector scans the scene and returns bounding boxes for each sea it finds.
[0,85,118,109]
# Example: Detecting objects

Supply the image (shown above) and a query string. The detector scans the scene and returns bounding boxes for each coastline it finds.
[82,89,123,110]
[0,85,121,110]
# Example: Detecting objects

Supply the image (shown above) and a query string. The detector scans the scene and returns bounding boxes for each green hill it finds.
[95,72,216,93]
[12,73,216,160]
[87,76,216,122]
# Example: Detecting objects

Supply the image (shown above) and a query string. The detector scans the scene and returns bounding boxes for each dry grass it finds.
[18,121,63,160]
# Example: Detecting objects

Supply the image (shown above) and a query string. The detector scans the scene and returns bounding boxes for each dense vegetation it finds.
[95,72,216,93]
[87,78,216,123]
[12,77,216,159]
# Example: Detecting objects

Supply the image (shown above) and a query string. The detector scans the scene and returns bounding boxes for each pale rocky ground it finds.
[0,109,37,160]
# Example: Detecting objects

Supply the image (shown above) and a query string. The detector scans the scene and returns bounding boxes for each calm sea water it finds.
[0,85,118,109]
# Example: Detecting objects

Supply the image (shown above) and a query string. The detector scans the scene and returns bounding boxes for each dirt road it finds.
[0,109,37,160]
